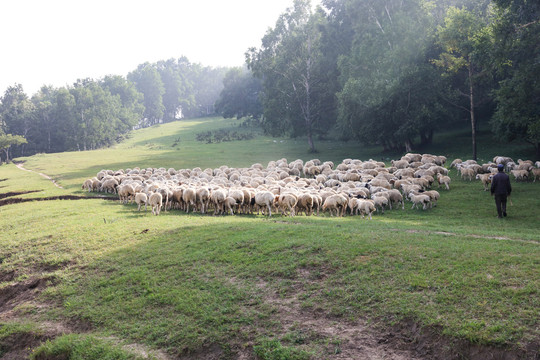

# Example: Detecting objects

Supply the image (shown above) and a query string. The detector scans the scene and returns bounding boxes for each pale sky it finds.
[0,0,321,96]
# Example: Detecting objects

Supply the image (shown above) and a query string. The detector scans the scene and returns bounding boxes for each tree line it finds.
[216,0,539,159]
[1,0,538,162]
[0,57,228,162]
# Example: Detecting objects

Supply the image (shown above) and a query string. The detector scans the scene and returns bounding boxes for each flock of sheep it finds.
[81,153,539,218]
[452,156,540,190]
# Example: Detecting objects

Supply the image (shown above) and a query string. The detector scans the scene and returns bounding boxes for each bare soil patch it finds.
[0,277,52,316]
[0,330,52,360]
[0,190,42,199]
[229,267,538,360]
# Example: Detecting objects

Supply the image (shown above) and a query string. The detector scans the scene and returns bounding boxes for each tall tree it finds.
[490,0,540,158]
[0,84,34,156]
[128,63,165,126]
[334,0,444,151]
[215,67,262,120]
[156,58,193,122]
[31,86,58,153]
[100,75,145,133]
[247,0,330,152]
[433,7,489,160]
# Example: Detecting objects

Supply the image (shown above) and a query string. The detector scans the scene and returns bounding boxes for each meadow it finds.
[0,117,538,359]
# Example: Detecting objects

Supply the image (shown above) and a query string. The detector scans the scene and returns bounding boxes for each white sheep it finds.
[450,159,462,169]
[210,188,227,215]
[417,190,440,207]
[437,173,451,190]
[224,196,239,215]
[196,187,211,214]
[407,192,431,210]
[476,173,493,191]
[510,170,528,182]
[278,192,298,217]
[254,191,278,216]
[371,194,389,214]
[82,179,93,192]
[460,167,475,181]
[149,192,163,215]
[182,187,197,213]
[296,193,315,216]
[357,199,376,220]
[531,168,540,182]
[135,192,148,211]
[322,194,348,217]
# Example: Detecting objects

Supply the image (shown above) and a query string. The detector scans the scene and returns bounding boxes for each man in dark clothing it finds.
[491,164,512,218]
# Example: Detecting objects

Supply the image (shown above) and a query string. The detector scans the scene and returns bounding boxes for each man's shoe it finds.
[503,212,507,217]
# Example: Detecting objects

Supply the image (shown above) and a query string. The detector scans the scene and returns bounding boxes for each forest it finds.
[1,0,538,161]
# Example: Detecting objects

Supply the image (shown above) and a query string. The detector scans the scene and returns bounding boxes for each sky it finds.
[0,0,321,96]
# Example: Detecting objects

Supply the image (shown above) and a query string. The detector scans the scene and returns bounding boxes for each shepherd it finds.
[490,164,512,219]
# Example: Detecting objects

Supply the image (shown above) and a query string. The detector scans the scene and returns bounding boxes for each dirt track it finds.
[14,162,64,189]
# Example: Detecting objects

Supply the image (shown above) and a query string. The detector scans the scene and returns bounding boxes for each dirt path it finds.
[14,162,64,189]
[230,271,426,360]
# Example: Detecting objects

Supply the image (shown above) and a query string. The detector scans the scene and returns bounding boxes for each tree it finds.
[0,84,34,157]
[69,79,127,151]
[490,0,540,158]
[0,133,27,163]
[127,63,165,126]
[156,58,194,122]
[215,67,262,120]
[31,86,58,153]
[433,7,489,160]
[333,0,445,151]
[247,0,330,152]
[100,75,145,133]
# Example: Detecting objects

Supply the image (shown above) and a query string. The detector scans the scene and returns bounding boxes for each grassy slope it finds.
[0,117,539,358]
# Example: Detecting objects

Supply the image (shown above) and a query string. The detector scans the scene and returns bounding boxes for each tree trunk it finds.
[469,64,477,161]
[405,139,413,152]
[305,35,315,153]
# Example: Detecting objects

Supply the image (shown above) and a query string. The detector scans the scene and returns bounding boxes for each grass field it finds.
[0,117,538,359]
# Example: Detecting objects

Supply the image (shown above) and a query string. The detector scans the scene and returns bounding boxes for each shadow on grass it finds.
[50,206,539,359]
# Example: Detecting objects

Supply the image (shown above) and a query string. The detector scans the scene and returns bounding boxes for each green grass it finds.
[0,117,539,357]
[30,334,143,360]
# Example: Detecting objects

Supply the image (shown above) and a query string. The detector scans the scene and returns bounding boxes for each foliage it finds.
[195,128,257,143]
[0,133,27,162]
[333,0,448,152]
[489,0,540,158]
[215,67,262,120]
[247,0,335,152]
[433,6,492,160]
[127,63,165,126]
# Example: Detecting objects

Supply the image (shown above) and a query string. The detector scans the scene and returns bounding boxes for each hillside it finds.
[0,117,538,359]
